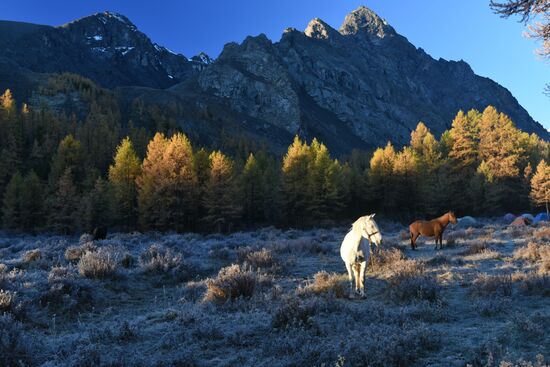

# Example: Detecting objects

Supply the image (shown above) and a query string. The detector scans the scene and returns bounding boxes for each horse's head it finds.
[362,214,383,247]
[448,211,458,224]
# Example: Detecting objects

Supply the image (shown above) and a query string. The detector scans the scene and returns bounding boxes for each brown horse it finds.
[409,211,457,250]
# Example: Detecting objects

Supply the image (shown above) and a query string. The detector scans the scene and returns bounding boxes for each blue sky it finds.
[3,0,549,129]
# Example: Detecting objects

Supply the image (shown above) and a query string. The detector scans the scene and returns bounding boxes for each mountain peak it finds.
[304,18,338,40]
[61,11,138,32]
[339,6,395,38]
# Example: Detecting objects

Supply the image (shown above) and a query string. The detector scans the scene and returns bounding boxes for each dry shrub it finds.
[369,248,405,273]
[139,244,185,276]
[471,298,511,317]
[272,298,316,330]
[469,273,512,297]
[533,226,550,242]
[424,254,464,268]
[447,229,467,241]
[65,242,96,262]
[512,272,550,296]
[0,289,16,312]
[514,241,550,274]
[44,266,94,313]
[460,242,489,256]
[499,354,546,367]
[237,247,281,272]
[203,264,256,304]
[78,248,117,279]
[297,271,347,298]
[23,249,41,263]
[387,260,440,302]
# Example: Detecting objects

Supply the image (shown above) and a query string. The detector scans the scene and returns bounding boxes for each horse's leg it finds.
[353,264,361,294]
[434,231,441,250]
[411,233,419,250]
[345,262,354,298]
[359,261,367,298]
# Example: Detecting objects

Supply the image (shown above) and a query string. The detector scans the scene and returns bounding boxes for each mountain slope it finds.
[194,6,548,146]
[0,6,547,153]
[0,12,208,89]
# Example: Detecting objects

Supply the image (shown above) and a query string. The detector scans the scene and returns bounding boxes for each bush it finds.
[65,242,96,262]
[78,248,118,279]
[203,264,256,304]
[139,244,186,276]
[237,248,281,273]
[514,241,550,274]
[460,242,489,256]
[512,272,550,296]
[296,271,348,298]
[23,249,41,263]
[42,266,94,313]
[0,289,16,312]
[533,226,550,242]
[272,298,316,330]
[0,314,33,366]
[387,260,440,302]
[471,298,511,317]
[469,273,512,297]
[368,248,405,273]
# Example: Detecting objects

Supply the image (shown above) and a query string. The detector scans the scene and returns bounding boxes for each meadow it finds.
[1,220,549,366]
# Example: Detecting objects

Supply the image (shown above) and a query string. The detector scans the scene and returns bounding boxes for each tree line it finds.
[1,83,549,234]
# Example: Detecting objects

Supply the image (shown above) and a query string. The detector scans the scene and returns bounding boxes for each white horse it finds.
[340,214,383,298]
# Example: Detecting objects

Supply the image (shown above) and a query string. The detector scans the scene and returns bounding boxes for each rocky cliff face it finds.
[0,6,547,152]
[195,6,548,146]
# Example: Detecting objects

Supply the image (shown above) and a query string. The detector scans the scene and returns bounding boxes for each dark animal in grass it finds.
[409,211,457,250]
[92,226,107,241]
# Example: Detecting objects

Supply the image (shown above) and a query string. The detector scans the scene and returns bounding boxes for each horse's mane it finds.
[351,216,365,232]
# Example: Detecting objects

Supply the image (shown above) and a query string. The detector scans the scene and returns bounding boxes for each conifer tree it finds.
[202,151,241,232]
[137,132,197,231]
[392,147,418,218]
[194,147,211,222]
[410,123,444,216]
[478,107,526,212]
[449,109,480,169]
[241,153,264,223]
[307,139,346,223]
[80,178,113,232]
[137,133,169,230]
[109,137,141,229]
[2,172,23,230]
[20,171,44,232]
[531,160,550,217]
[162,133,198,231]
[367,142,396,214]
[281,136,312,227]
[48,168,79,234]
[49,135,86,189]
[448,109,482,213]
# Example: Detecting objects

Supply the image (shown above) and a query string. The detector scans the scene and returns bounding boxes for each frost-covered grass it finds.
[0,221,548,366]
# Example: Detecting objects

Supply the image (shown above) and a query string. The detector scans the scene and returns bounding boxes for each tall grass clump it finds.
[139,244,189,279]
[203,264,257,304]
[387,259,440,302]
[296,271,348,298]
[78,248,118,279]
